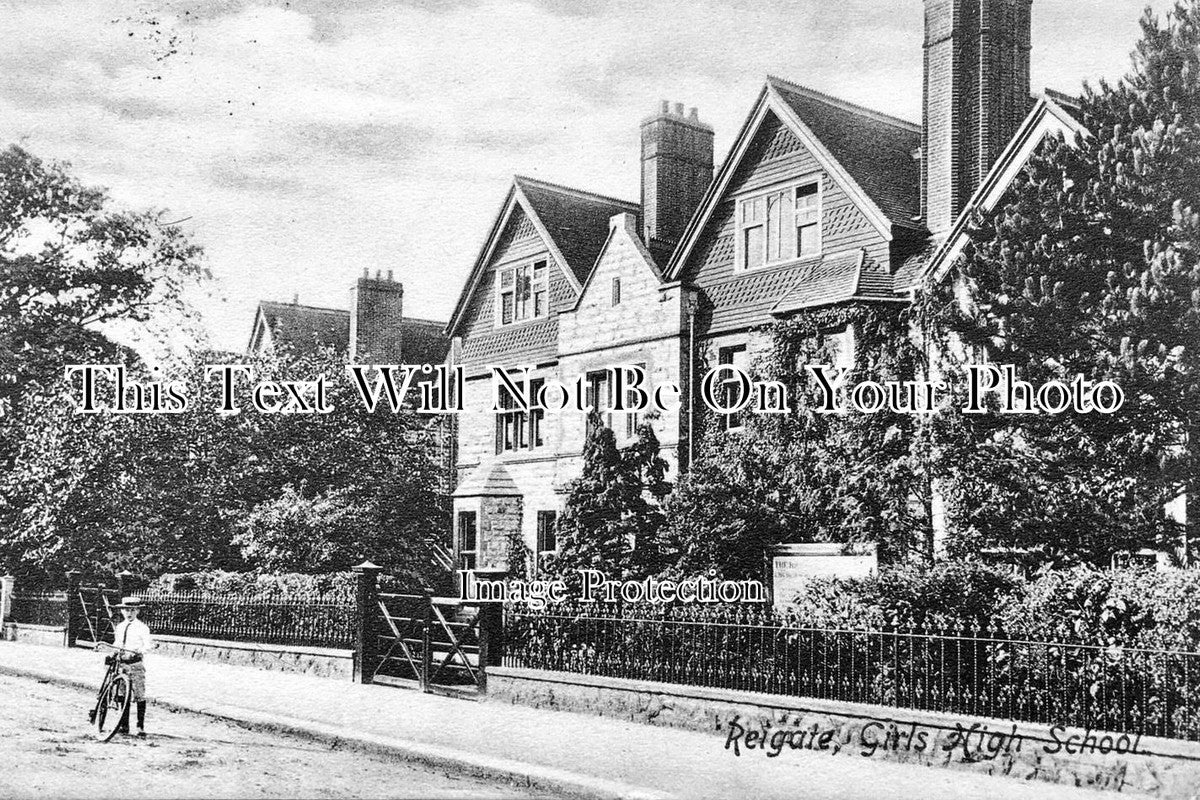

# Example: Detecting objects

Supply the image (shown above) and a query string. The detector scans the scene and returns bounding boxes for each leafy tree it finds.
[920,1,1200,563]
[548,414,671,585]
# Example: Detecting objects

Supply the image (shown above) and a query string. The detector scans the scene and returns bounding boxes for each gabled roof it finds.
[768,77,923,230]
[667,78,922,281]
[447,176,639,336]
[401,317,453,365]
[568,212,664,312]
[914,94,1089,288]
[453,460,522,497]
[771,249,905,315]
[249,301,350,355]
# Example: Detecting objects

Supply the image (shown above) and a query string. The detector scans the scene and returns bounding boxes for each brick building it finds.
[445,0,1087,571]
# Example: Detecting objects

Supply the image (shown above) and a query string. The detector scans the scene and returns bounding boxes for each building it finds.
[248,269,450,366]
[445,0,1087,572]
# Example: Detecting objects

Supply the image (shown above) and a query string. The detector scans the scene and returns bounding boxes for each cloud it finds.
[0,0,1181,353]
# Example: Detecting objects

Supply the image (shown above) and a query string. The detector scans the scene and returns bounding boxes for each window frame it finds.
[457,511,478,572]
[494,258,550,328]
[734,175,823,272]
[495,376,546,455]
[535,510,558,574]
[717,345,749,432]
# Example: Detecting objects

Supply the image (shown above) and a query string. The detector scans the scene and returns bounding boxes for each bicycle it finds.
[89,642,140,741]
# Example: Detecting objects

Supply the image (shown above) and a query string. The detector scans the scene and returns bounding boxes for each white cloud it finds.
[0,0,1178,352]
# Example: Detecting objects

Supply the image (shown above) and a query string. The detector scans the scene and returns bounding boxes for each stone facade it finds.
[152,635,355,681]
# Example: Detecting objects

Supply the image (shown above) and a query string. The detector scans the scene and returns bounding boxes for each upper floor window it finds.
[496,260,549,326]
[717,345,749,431]
[611,277,621,306]
[496,377,545,454]
[736,179,822,271]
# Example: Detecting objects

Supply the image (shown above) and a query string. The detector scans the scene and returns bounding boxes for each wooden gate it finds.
[73,584,118,647]
[371,592,492,695]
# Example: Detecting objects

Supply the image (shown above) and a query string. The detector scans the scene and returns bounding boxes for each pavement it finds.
[0,641,1125,800]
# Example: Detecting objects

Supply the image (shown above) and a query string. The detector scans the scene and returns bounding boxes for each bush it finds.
[147,570,355,597]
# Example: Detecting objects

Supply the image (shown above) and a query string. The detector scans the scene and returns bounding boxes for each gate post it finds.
[420,587,433,693]
[0,574,13,634]
[352,561,382,684]
[65,571,80,648]
[116,570,133,600]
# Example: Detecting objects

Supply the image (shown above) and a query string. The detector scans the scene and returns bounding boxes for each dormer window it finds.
[496,259,549,326]
[736,178,822,270]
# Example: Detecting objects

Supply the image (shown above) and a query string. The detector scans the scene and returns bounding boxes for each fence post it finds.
[352,561,381,684]
[0,574,13,634]
[65,571,80,648]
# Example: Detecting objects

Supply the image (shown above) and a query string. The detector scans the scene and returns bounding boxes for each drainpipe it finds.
[686,293,697,470]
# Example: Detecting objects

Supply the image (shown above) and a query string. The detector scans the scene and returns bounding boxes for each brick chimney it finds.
[640,101,714,248]
[922,0,1033,234]
[349,269,403,363]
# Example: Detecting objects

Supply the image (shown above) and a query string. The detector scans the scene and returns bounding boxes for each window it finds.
[820,325,855,372]
[496,377,545,454]
[611,277,621,306]
[737,180,821,270]
[457,511,478,571]
[585,370,613,435]
[621,362,646,441]
[536,510,558,573]
[496,260,549,326]
[718,345,749,431]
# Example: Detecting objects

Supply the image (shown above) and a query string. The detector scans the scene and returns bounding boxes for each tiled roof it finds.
[258,301,350,355]
[460,317,558,366]
[401,318,452,365]
[453,461,522,497]
[515,176,640,286]
[893,243,937,293]
[771,250,900,315]
[769,77,924,231]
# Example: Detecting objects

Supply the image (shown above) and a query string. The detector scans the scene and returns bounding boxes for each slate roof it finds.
[514,175,640,286]
[771,250,902,315]
[402,317,453,365]
[768,77,924,232]
[893,243,938,294]
[256,301,350,355]
[453,460,523,497]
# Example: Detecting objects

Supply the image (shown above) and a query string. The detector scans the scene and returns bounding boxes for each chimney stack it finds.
[349,270,403,363]
[922,0,1033,234]
[640,100,714,248]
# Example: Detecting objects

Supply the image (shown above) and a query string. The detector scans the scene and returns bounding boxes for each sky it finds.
[0,0,1176,353]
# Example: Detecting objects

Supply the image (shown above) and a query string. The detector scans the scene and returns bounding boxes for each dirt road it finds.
[0,673,539,799]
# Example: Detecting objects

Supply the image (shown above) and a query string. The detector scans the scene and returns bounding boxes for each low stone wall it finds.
[488,666,1200,799]
[1,622,66,647]
[152,635,355,681]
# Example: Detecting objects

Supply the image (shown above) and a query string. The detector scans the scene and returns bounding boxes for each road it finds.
[0,673,539,799]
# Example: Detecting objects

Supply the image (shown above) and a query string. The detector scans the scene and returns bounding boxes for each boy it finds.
[112,596,152,737]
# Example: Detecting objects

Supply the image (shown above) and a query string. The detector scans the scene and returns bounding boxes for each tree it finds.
[920,1,1200,563]
[547,414,671,585]
[0,145,207,416]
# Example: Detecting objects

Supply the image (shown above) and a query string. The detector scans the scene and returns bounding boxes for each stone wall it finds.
[152,635,354,680]
[1,622,66,648]
[488,666,1200,799]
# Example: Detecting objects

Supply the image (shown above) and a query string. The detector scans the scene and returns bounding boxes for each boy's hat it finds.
[115,596,144,608]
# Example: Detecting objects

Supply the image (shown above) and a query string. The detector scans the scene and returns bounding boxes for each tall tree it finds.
[920,1,1200,563]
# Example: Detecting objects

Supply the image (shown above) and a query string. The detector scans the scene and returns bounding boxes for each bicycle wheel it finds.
[93,674,131,742]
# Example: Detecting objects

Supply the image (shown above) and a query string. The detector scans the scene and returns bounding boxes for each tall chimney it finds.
[922,0,1032,234]
[640,101,714,247]
[349,272,403,363]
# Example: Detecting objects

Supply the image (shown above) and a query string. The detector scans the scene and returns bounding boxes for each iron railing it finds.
[140,590,355,649]
[8,590,69,627]
[504,603,1200,742]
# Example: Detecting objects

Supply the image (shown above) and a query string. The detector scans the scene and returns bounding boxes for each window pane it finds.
[743,226,764,269]
[501,292,514,324]
[611,277,621,306]
[458,512,477,551]
[798,222,818,256]
[534,290,545,318]
[499,269,514,288]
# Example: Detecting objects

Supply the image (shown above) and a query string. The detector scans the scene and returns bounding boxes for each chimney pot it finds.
[375,270,381,280]
[292,292,298,305]
[689,107,699,120]
[660,99,669,114]
[386,269,393,281]
[362,268,368,279]
[674,102,684,116]
[641,99,714,247]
